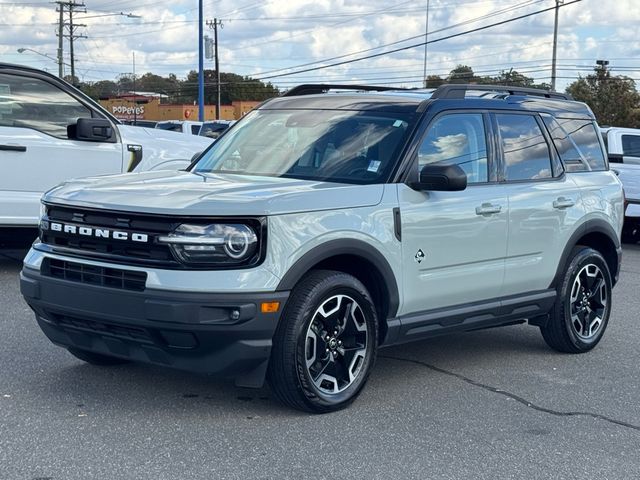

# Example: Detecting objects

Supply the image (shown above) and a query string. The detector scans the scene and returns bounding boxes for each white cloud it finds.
[0,0,638,90]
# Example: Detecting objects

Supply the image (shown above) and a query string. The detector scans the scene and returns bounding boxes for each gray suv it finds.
[21,84,624,413]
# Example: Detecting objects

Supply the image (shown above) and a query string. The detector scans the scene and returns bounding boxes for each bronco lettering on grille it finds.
[46,222,149,243]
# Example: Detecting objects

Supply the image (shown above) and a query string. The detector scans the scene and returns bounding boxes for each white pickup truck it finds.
[0,64,213,228]
[601,127,640,242]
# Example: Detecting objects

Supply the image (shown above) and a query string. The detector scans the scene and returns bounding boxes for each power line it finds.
[245,0,546,77]
[252,0,582,81]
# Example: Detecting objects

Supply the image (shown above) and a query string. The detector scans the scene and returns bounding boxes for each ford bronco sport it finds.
[20,84,624,413]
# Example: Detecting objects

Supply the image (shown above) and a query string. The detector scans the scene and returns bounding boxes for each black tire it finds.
[541,246,612,353]
[268,270,378,413]
[621,220,639,244]
[67,347,130,366]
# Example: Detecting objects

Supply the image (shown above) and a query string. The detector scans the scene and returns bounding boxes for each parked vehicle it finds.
[0,64,214,228]
[21,84,623,413]
[155,120,203,135]
[601,127,640,242]
[199,120,235,139]
[124,120,158,128]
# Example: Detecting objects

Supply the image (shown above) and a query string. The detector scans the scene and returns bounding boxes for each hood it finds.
[43,171,385,216]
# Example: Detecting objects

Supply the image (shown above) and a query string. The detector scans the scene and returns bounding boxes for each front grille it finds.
[54,314,153,344]
[42,258,147,291]
[39,205,178,266]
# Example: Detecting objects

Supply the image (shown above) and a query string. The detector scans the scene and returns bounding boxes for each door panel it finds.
[0,72,123,225]
[398,184,508,315]
[494,112,585,295]
[501,176,584,296]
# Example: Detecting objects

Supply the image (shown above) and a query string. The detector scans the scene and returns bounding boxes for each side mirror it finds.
[413,163,467,191]
[69,118,115,142]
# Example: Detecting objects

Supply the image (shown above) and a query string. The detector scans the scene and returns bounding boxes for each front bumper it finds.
[20,266,289,388]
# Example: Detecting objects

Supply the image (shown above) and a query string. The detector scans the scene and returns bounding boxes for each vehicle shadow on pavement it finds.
[22,325,550,417]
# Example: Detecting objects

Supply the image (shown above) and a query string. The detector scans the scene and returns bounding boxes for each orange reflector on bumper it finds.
[261,301,280,313]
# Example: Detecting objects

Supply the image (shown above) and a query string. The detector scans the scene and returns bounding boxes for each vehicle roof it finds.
[265,86,594,118]
[601,126,640,134]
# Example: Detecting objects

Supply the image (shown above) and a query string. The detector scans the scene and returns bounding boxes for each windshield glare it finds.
[193,109,413,184]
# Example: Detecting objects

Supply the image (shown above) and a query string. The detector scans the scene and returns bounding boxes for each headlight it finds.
[158,223,260,266]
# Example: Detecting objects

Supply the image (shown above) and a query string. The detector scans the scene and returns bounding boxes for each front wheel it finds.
[540,247,612,353]
[268,270,378,413]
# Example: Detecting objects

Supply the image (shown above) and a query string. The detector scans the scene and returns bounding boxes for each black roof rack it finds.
[431,84,572,100]
[282,84,405,97]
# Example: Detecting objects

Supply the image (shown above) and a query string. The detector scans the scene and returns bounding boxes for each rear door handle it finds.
[475,203,502,215]
[0,144,27,152]
[553,197,575,209]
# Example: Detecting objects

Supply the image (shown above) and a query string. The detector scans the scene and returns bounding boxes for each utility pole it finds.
[57,4,64,77]
[551,0,563,91]
[207,18,223,120]
[422,0,430,88]
[56,1,86,85]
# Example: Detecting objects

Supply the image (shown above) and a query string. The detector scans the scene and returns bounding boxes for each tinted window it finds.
[194,109,414,184]
[0,73,91,138]
[496,114,552,181]
[156,123,183,132]
[542,116,606,172]
[191,125,201,135]
[418,113,488,184]
[622,135,640,157]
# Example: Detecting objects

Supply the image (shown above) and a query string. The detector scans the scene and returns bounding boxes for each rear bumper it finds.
[20,266,289,388]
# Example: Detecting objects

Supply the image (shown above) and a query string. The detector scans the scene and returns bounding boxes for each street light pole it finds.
[17,48,71,68]
[198,0,205,122]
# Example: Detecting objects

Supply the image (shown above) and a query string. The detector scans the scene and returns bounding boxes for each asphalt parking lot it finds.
[1,244,639,480]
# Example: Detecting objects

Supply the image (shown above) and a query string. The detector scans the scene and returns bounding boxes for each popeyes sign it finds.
[112,105,145,120]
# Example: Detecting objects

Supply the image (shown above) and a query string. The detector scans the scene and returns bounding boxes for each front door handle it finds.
[0,144,27,152]
[553,197,575,209]
[475,203,502,215]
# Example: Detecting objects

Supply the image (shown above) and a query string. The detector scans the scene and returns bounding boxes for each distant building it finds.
[99,93,260,122]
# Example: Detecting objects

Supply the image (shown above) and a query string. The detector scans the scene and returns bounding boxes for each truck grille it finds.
[39,205,178,267]
[42,258,148,291]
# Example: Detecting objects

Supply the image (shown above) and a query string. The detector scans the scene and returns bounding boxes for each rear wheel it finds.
[541,247,612,353]
[268,270,378,413]
[67,347,130,366]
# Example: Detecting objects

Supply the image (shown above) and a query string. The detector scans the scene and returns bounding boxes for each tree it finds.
[424,75,444,88]
[447,65,475,84]
[184,70,279,104]
[566,65,640,128]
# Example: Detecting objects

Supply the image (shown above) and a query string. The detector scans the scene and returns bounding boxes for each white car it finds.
[0,64,213,227]
[601,127,640,241]
[155,120,203,135]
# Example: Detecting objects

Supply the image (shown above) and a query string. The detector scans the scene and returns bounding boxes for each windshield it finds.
[192,109,414,184]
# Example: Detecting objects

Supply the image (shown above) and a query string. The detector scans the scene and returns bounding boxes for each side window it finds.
[622,135,640,157]
[418,113,488,184]
[0,73,91,139]
[496,114,553,181]
[541,115,606,172]
[191,125,201,135]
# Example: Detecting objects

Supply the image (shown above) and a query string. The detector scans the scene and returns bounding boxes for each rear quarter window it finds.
[541,115,606,172]
[622,134,640,157]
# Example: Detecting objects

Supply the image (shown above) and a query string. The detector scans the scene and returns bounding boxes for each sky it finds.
[0,0,638,93]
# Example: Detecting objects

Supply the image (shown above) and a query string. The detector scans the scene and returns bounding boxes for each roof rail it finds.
[282,84,404,97]
[431,84,572,100]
